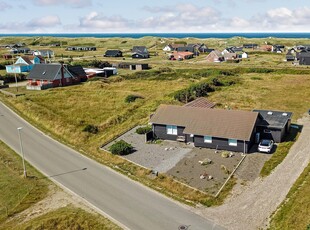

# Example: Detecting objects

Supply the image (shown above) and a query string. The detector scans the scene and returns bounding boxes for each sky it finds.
[0,0,310,33]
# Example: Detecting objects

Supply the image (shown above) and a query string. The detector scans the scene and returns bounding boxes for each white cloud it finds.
[0,15,61,33]
[0,1,12,10]
[27,15,61,27]
[32,0,92,8]
[78,12,131,32]
[142,6,173,13]
[76,4,220,32]
[254,7,310,30]
[229,17,250,28]
[267,7,293,19]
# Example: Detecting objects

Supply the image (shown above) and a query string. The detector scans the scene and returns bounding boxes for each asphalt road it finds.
[0,102,224,230]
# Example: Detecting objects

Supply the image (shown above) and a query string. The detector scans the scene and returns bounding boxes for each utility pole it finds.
[17,127,27,178]
[12,55,18,92]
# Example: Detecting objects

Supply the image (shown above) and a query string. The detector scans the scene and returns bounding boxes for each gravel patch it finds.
[168,148,243,195]
[195,116,310,230]
[102,126,192,172]
[235,152,272,181]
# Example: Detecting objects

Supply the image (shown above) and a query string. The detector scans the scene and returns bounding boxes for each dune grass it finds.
[1,68,309,206]
[0,140,49,223]
[1,35,310,207]
[1,206,121,230]
[0,140,122,230]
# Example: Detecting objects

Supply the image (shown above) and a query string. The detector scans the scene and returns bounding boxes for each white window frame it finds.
[228,139,237,146]
[166,125,177,135]
[204,135,212,143]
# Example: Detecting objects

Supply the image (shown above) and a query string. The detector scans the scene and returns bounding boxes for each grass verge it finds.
[0,140,121,230]
[0,140,49,223]
[1,206,121,230]
[269,162,310,230]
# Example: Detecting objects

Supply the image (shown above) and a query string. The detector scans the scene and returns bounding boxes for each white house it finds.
[163,44,173,51]
[241,52,249,59]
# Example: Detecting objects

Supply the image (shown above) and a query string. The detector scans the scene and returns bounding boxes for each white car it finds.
[258,139,274,153]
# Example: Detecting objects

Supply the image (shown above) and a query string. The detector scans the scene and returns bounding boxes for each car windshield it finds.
[260,140,271,146]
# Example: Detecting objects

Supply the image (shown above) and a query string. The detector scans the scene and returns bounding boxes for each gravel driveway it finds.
[195,115,310,230]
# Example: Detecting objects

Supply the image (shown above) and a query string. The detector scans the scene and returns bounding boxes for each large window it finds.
[204,135,212,143]
[166,125,177,135]
[228,139,237,146]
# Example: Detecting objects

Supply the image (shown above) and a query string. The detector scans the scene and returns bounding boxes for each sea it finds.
[0,33,310,39]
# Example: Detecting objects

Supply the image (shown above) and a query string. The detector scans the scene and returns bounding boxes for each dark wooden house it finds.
[298,52,310,65]
[253,110,292,143]
[150,105,260,153]
[132,46,149,58]
[104,50,123,57]
[243,44,258,49]
[67,65,87,82]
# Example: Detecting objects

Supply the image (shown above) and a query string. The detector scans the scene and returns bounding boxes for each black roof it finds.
[104,50,122,56]
[67,65,86,77]
[273,44,285,48]
[253,109,292,128]
[132,46,149,54]
[176,46,195,52]
[27,64,61,80]
[299,51,310,57]
[243,44,258,47]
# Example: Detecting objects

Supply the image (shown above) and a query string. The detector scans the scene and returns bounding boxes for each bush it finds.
[221,165,230,174]
[109,140,133,155]
[125,94,143,103]
[136,126,152,134]
[221,151,230,158]
[82,124,99,134]
[173,81,214,103]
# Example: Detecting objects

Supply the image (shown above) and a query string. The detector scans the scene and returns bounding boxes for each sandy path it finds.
[196,115,310,230]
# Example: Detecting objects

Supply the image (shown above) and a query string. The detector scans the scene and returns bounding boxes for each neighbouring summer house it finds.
[132,46,149,58]
[26,63,81,90]
[104,50,123,57]
[6,55,45,73]
[150,105,260,153]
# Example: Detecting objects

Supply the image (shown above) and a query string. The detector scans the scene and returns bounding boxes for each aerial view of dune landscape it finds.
[0,1,309,230]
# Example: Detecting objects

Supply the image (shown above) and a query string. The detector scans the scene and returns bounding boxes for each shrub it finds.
[136,126,152,134]
[173,81,214,103]
[125,94,143,103]
[221,165,230,174]
[221,151,230,158]
[109,140,133,155]
[82,124,99,134]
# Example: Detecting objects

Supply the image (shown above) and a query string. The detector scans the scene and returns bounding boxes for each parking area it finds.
[102,126,270,194]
